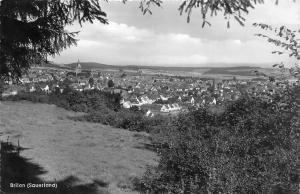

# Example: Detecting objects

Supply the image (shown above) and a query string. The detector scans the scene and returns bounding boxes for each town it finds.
[2,62,297,117]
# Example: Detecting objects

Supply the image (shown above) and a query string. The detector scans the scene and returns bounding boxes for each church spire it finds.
[77,59,81,69]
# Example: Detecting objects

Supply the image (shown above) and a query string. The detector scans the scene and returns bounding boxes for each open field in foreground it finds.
[0,101,158,194]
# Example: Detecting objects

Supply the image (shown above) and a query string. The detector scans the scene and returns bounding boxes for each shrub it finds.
[3,88,165,133]
[140,86,300,194]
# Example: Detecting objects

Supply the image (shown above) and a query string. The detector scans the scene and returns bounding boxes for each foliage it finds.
[139,86,300,194]
[80,108,167,133]
[132,0,266,26]
[121,73,127,78]
[2,88,167,133]
[2,88,121,111]
[88,77,94,87]
[0,0,107,80]
[254,24,300,60]
[254,23,300,79]
[0,79,5,98]
[107,79,114,88]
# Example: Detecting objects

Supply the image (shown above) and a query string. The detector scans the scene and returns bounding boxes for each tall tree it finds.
[0,0,107,80]
[107,79,114,88]
[0,0,276,80]
[88,77,94,87]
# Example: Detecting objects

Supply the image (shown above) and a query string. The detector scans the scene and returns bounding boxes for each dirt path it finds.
[0,101,158,193]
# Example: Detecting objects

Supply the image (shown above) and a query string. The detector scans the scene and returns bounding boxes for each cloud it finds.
[53,0,299,68]
[54,21,209,65]
[74,21,152,43]
[233,39,242,45]
[248,0,300,26]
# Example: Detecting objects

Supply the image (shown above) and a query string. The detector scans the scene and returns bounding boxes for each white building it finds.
[160,103,181,112]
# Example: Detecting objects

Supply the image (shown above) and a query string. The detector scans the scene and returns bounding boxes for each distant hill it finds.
[203,66,263,76]
[64,62,263,72]
[38,62,72,70]
[66,62,113,69]
[61,62,279,79]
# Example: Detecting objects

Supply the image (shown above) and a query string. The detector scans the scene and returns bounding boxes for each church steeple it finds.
[75,59,81,78]
[77,59,81,69]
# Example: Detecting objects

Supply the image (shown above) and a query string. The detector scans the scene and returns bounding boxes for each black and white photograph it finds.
[0,0,299,193]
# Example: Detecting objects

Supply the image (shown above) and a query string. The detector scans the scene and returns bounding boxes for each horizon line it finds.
[52,61,274,68]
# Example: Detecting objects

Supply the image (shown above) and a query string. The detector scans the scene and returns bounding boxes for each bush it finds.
[80,108,167,133]
[140,86,300,194]
[3,88,121,112]
[3,88,166,133]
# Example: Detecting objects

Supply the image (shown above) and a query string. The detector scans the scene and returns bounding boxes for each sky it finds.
[52,0,300,67]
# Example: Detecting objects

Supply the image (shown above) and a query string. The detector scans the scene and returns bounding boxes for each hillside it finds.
[0,101,158,194]
[63,61,273,78]
[64,62,262,71]
[66,62,114,70]
[203,67,262,76]
[37,62,72,70]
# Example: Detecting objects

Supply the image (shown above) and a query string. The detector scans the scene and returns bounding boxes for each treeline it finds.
[4,88,121,112]
[137,85,300,194]
[2,88,167,133]
[73,108,167,133]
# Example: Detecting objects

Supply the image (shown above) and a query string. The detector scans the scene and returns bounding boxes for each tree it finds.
[254,23,300,79]
[61,78,72,88]
[107,79,114,88]
[254,24,300,61]
[136,0,265,26]
[0,0,275,81]
[121,73,127,78]
[140,89,300,193]
[88,77,94,87]
[269,76,275,82]
[0,78,5,98]
[0,0,107,80]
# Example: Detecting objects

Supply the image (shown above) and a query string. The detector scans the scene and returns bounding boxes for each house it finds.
[1,85,22,97]
[190,97,195,104]
[160,105,168,112]
[139,95,155,105]
[20,77,30,84]
[42,85,50,93]
[160,95,169,101]
[2,90,18,97]
[160,103,181,112]
[210,98,217,105]
[145,110,154,117]
[123,101,132,109]
[29,86,36,92]
[84,84,91,91]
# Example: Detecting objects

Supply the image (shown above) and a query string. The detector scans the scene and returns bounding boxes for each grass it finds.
[0,101,158,194]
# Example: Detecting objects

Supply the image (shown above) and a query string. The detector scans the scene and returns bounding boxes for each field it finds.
[0,101,158,194]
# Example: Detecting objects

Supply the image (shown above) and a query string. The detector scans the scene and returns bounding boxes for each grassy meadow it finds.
[0,101,158,194]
